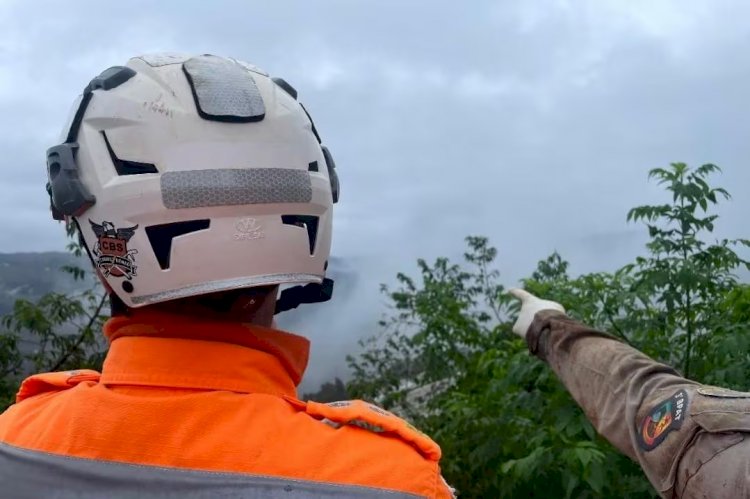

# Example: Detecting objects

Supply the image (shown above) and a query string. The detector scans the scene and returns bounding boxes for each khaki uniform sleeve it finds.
[528,311,750,498]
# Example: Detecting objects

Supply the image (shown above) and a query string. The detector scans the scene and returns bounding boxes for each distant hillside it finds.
[0,252,93,315]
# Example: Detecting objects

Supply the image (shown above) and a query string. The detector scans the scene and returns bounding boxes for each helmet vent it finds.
[102,132,158,175]
[281,215,319,255]
[322,146,340,203]
[145,219,210,270]
[300,103,321,143]
[272,77,297,99]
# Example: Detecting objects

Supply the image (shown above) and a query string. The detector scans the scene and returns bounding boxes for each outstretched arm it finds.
[510,289,750,498]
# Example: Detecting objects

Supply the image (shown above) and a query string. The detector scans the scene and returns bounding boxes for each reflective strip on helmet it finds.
[161,168,313,209]
[0,443,424,499]
[183,55,266,122]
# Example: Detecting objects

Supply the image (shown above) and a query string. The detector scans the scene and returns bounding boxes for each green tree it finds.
[347,163,749,498]
[0,224,108,410]
[626,163,749,376]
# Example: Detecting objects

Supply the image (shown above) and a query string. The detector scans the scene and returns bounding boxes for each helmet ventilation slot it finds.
[281,215,319,255]
[102,132,158,175]
[145,219,210,270]
[300,103,321,143]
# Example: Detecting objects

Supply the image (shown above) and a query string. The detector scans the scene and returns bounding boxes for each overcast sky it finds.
[1,0,749,390]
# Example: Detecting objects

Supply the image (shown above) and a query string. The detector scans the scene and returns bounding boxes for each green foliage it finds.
[626,163,749,377]
[347,163,750,498]
[0,224,108,410]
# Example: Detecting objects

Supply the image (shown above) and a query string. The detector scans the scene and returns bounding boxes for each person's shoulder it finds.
[287,397,441,461]
[0,370,101,436]
[284,397,457,497]
[14,370,101,404]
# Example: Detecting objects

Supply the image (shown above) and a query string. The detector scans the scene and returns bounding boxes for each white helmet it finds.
[46,53,339,310]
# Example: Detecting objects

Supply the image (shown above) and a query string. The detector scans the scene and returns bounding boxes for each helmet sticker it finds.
[89,220,139,280]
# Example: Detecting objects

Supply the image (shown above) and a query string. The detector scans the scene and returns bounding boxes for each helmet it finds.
[45,53,340,310]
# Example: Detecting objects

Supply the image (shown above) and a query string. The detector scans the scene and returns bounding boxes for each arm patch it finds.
[636,389,688,451]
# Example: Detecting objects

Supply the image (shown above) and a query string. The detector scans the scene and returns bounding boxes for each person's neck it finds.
[103,288,308,386]
[121,287,279,326]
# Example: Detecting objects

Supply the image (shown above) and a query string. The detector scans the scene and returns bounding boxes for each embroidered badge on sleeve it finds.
[637,389,688,451]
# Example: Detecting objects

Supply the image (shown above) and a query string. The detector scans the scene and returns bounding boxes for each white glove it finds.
[508,288,566,339]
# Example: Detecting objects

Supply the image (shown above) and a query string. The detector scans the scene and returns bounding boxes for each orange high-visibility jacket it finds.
[0,311,454,498]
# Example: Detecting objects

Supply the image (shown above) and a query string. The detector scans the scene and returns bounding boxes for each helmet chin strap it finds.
[275,279,334,315]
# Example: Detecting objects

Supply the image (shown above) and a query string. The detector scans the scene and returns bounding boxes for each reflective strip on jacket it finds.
[0,311,454,498]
